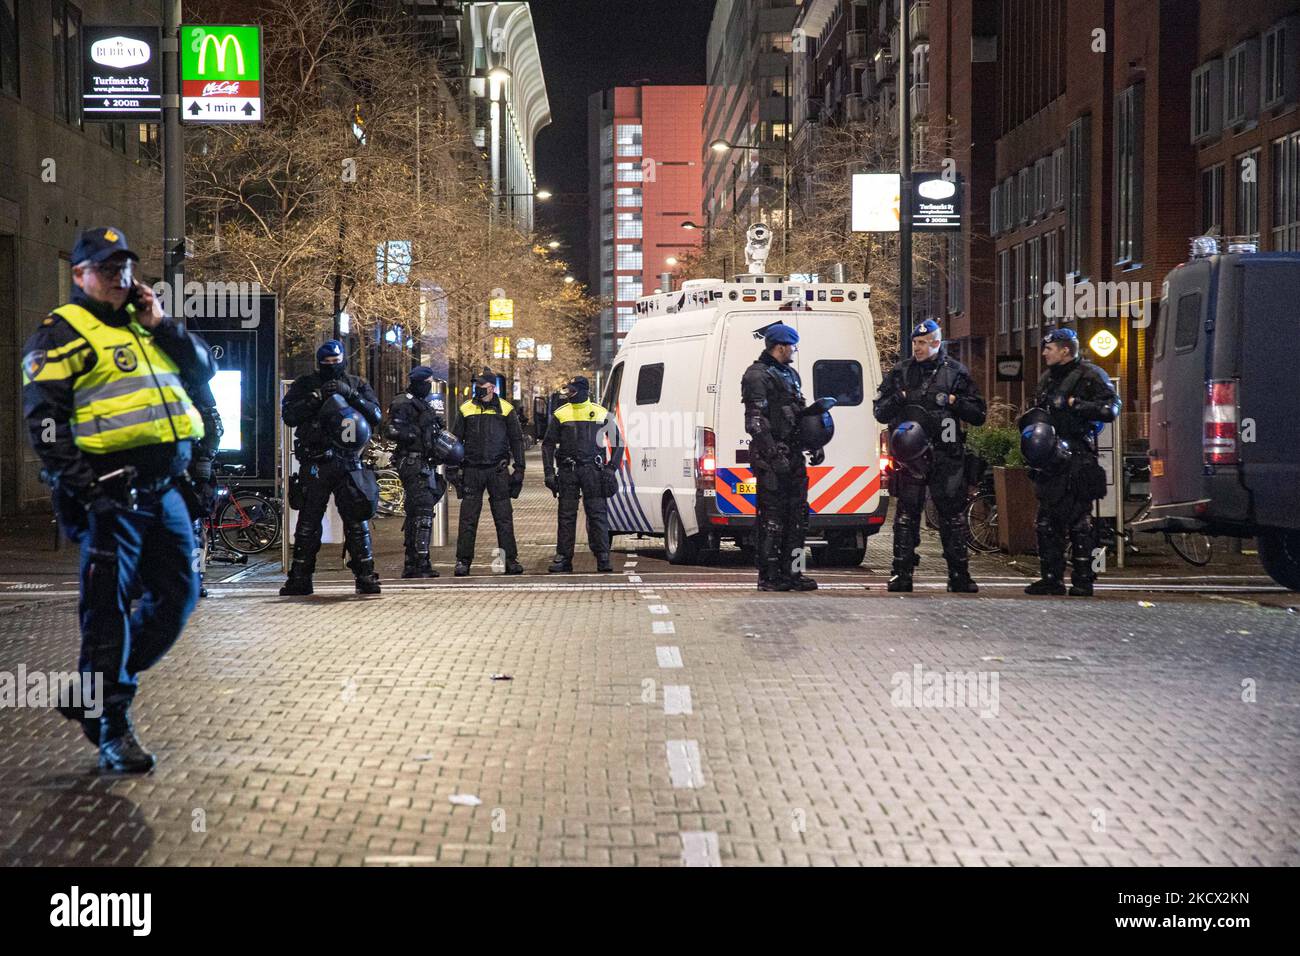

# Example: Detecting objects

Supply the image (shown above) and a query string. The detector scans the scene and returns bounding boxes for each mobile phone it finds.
[126,282,145,308]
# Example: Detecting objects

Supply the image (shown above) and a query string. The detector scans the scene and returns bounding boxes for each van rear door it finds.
[1150,261,1211,508]
[1238,257,1300,528]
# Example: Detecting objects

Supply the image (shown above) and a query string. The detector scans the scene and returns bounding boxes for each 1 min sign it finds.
[180,24,263,123]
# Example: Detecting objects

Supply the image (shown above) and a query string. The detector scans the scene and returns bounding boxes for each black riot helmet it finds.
[320,393,371,454]
[797,397,837,452]
[890,420,930,467]
[432,428,465,466]
[1020,421,1071,473]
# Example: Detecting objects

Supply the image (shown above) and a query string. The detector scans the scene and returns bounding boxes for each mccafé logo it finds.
[201,81,240,97]
[91,37,151,69]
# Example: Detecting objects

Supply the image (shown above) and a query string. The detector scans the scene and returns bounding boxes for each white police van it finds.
[600,236,888,566]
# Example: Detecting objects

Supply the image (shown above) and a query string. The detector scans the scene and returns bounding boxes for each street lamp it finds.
[665,256,678,266]
[548,240,561,250]
[563,275,576,284]
[707,138,791,260]
[487,65,512,84]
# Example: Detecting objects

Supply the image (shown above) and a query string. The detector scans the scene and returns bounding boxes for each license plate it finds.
[1150,459,1164,477]
[735,482,756,495]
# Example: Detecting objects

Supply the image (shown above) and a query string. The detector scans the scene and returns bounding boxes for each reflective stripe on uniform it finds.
[552,401,608,424]
[70,401,192,438]
[73,370,187,408]
[458,398,515,417]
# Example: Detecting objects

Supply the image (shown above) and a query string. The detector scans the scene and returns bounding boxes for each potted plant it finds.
[967,404,1036,554]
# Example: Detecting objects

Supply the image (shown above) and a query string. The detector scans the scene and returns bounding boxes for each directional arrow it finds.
[242,102,255,116]
[188,102,201,116]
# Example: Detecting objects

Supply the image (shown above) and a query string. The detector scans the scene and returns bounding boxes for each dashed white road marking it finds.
[627,574,643,583]
[663,685,693,715]
[652,620,676,634]
[647,604,671,614]
[656,646,683,668]
[666,740,705,789]
[680,831,721,867]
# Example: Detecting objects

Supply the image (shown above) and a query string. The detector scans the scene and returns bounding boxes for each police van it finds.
[1136,238,1300,590]
[601,257,889,566]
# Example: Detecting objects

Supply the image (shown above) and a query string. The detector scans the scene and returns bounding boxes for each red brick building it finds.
[587,86,706,369]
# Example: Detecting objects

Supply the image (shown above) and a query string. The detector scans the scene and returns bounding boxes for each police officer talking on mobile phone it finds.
[21,227,216,773]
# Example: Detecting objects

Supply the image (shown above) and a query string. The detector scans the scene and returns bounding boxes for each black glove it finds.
[322,379,355,401]
[446,466,464,499]
[770,442,793,476]
[509,469,524,499]
[544,474,558,495]
[1050,393,1068,411]
[809,448,825,466]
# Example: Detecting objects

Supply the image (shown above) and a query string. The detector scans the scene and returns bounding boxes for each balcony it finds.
[845,93,866,123]
[909,1,929,42]
[846,29,869,64]
[873,48,894,85]
[909,82,929,118]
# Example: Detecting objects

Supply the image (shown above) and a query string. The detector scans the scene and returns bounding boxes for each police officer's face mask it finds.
[474,382,494,400]
[410,380,432,399]
[318,360,345,381]
[566,383,589,404]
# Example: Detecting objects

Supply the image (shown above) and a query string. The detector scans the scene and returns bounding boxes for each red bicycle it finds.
[201,462,281,559]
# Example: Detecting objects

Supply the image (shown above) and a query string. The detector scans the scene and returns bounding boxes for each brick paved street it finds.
[1,461,1297,866]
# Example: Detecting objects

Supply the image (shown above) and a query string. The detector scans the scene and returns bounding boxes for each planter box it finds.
[994,466,1038,554]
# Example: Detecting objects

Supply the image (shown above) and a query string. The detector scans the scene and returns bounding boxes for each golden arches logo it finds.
[197,32,245,75]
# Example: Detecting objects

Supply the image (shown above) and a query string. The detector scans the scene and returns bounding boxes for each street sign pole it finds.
[898,0,913,351]
[163,0,184,297]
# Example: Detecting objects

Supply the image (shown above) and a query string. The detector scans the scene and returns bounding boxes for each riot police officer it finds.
[742,323,821,592]
[22,226,215,772]
[874,319,987,593]
[448,369,525,576]
[1022,327,1120,596]
[186,376,223,598]
[542,376,622,573]
[280,340,384,596]
[385,365,459,578]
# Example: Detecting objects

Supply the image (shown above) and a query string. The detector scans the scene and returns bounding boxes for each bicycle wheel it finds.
[217,492,281,554]
[923,496,941,532]
[376,471,405,517]
[966,493,999,553]
[1167,531,1213,567]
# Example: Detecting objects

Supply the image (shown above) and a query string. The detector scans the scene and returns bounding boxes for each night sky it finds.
[528,0,714,283]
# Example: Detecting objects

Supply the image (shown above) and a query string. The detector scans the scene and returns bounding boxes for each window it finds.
[1261,18,1298,109]
[615,245,642,270]
[946,234,964,313]
[990,184,1000,235]
[1035,156,1049,217]
[1001,176,1015,231]
[100,121,127,153]
[1051,147,1065,209]
[1066,114,1091,276]
[1027,236,1041,329]
[0,0,17,96]
[1174,292,1201,352]
[1018,167,1031,226]
[635,363,664,405]
[601,244,614,272]
[1012,243,1025,332]
[1200,164,1224,234]
[759,121,790,143]
[616,187,642,208]
[1191,59,1223,143]
[1235,148,1260,237]
[616,124,642,156]
[616,275,642,301]
[616,307,636,333]
[1273,131,1300,250]
[137,123,160,169]
[1044,229,1059,326]
[616,161,642,183]
[616,212,642,239]
[1114,83,1144,265]
[602,362,624,409]
[997,249,1010,334]
[762,32,793,54]
[1223,39,1258,128]
[52,1,81,123]
[812,360,863,407]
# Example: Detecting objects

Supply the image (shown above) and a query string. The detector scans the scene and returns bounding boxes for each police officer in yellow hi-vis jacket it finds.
[21,227,216,773]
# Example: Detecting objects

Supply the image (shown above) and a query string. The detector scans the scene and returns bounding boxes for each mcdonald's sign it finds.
[180,25,263,123]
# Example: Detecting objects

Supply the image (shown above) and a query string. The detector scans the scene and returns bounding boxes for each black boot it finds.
[947,562,979,593]
[454,560,471,576]
[595,553,613,573]
[403,515,438,578]
[887,560,914,592]
[757,560,791,591]
[98,711,154,774]
[505,558,524,575]
[345,523,382,594]
[548,556,573,573]
[280,529,318,595]
[1025,576,1066,595]
[1069,560,1095,596]
[785,573,818,591]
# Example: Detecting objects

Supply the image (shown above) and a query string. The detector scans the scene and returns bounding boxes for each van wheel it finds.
[663,498,701,565]
[1259,529,1300,592]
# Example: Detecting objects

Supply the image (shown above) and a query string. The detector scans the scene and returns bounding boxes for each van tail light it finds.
[695,426,717,490]
[878,429,894,475]
[1203,380,1239,466]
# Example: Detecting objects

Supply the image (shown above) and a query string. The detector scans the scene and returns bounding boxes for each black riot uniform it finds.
[449,370,525,575]
[1025,331,1121,596]
[385,366,449,578]
[742,324,819,592]
[186,376,223,597]
[873,321,987,592]
[542,376,622,573]
[280,340,384,595]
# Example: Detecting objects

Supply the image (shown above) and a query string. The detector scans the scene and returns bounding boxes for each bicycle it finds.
[920,460,999,553]
[1098,461,1213,567]
[202,462,282,558]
